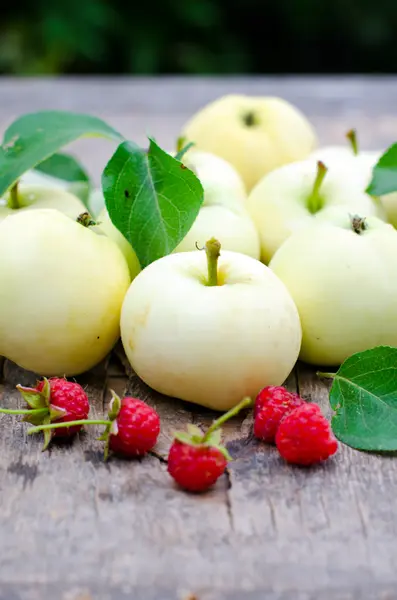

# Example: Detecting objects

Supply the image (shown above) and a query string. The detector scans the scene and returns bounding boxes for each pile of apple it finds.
[1,93,397,413]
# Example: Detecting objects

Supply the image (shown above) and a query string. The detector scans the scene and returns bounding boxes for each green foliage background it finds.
[1,0,397,75]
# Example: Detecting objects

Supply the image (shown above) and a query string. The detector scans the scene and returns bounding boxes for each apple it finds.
[246,159,385,264]
[88,188,106,217]
[173,150,260,259]
[0,183,85,222]
[96,208,141,280]
[120,238,302,411]
[311,130,397,228]
[180,94,317,192]
[173,205,260,259]
[0,209,130,376]
[20,168,91,206]
[269,212,397,366]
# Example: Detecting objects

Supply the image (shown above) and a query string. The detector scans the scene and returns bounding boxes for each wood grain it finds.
[1,77,397,599]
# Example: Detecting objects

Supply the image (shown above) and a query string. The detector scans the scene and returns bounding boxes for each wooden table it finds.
[1,77,397,600]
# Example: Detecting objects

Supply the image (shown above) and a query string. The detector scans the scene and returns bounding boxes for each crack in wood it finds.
[224,467,235,532]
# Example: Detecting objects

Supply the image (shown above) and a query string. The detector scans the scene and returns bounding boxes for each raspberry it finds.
[24,388,160,460]
[168,439,228,493]
[36,378,90,437]
[167,396,253,493]
[0,377,91,450]
[109,397,160,457]
[275,403,338,466]
[254,386,305,443]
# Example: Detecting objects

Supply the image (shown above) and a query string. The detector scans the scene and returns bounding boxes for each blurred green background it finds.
[1,0,397,75]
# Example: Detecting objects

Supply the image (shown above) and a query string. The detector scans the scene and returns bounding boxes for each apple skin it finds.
[120,249,302,411]
[311,145,397,228]
[97,208,141,280]
[89,188,106,217]
[246,159,385,264]
[0,209,131,377]
[269,214,397,366]
[173,149,259,258]
[0,185,86,222]
[181,94,317,192]
[174,205,260,259]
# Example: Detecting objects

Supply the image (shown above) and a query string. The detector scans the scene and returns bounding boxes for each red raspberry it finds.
[109,397,160,457]
[254,386,305,443]
[166,396,253,493]
[36,378,90,437]
[275,403,338,466]
[168,440,227,493]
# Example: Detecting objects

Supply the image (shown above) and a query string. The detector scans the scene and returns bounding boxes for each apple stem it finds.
[8,181,20,210]
[202,396,253,442]
[317,371,336,380]
[307,161,328,214]
[76,212,97,228]
[27,419,109,434]
[205,237,221,286]
[0,407,48,416]
[346,129,359,155]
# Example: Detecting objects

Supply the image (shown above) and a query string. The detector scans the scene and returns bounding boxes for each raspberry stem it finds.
[27,419,109,434]
[205,237,221,286]
[317,371,336,379]
[0,407,48,416]
[202,396,253,442]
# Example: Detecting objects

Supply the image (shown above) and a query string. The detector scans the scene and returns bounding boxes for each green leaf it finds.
[34,152,89,183]
[34,152,92,207]
[0,110,123,197]
[366,144,397,196]
[326,346,397,451]
[102,138,203,268]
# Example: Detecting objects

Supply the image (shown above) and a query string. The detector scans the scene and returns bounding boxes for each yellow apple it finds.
[181,94,317,191]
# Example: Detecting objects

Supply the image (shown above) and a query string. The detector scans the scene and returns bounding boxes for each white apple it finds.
[96,208,141,280]
[0,183,85,222]
[181,94,317,192]
[0,209,130,376]
[246,159,385,264]
[269,213,397,366]
[174,205,260,259]
[120,239,302,411]
[88,188,106,217]
[311,131,397,228]
[20,168,91,205]
[173,150,260,259]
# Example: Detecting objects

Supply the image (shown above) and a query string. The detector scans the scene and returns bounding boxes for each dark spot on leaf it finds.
[97,336,100,340]
[8,456,38,489]
[180,164,187,170]
[124,190,130,198]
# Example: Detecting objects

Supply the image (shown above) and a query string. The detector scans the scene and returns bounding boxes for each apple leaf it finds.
[35,152,90,184]
[366,143,397,196]
[34,152,92,206]
[102,138,204,268]
[0,111,123,197]
[320,346,397,451]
